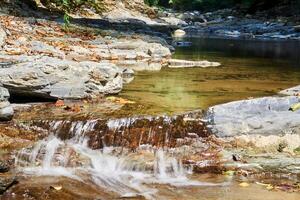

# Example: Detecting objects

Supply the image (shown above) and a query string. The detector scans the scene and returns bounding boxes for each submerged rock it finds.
[0,56,124,100]
[0,173,17,195]
[168,59,221,68]
[206,96,300,137]
[0,87,13,121]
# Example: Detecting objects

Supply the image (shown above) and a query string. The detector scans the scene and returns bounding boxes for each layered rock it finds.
[32,110,210,149]
[206,96,300,137]
[0,87,13,121]
[0,56,124,100]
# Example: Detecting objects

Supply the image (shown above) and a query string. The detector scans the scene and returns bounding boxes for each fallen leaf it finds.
[289,103,300,112]
[55,100,65,107]
[50,185,62,191]
[239,182,250,187]
[223,170,235,176]
[266,185,274,190]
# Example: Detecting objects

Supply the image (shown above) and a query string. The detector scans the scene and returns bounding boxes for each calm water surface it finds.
[120,37,300,114]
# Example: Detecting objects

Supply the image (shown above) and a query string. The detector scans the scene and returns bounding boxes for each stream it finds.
[2,37,300,200]
[120,37,300,114]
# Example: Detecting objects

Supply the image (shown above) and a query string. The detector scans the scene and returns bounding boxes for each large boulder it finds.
[206,96,300,137]
[0,56,124,100]
[0,87,13,121]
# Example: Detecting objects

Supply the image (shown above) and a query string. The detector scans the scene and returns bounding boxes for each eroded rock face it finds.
[0,56,123,100]
[206,96,300,137]
[0,87,13,121]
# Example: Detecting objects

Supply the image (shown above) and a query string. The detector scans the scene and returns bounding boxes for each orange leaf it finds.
[55,100,65,107]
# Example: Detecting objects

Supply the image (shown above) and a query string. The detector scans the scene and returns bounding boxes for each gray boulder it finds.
[206,96,300,137]
[0,87,13,121]
[0,56,124,100]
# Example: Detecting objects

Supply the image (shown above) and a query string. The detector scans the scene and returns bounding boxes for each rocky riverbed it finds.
[0,1,300,199]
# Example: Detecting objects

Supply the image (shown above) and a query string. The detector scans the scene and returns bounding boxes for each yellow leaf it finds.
[223,170,235,176]
[266,185,274,190]
[50,185,62,191]
[239,182,250,187]
[289,103,300,112]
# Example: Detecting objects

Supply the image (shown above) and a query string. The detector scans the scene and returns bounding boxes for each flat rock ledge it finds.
[279,85,300,96]
[0,55,124,100]
[168,59,221,68]
[206,96,300,137]
[0,86,13,121]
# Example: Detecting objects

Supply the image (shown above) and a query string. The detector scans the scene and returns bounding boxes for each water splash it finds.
[15,119,226,199]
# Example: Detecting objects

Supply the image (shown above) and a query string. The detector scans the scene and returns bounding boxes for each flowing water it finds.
[6,37,300,199]
[14,120,223,200]
[120,37,300,114]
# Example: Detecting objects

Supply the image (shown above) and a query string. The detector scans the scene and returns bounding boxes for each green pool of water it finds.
[120,37,300,115]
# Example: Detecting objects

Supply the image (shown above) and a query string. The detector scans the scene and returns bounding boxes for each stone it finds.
[0,87,13,121]
[0,161,9,173]
[168,59,221,68]
[161,17,187,26]
[206,96,300,137]
[0,173,17,194]
[279,85,300,96]
[0,25,6,47]
[173,29,186,38]
[0,56,124,100]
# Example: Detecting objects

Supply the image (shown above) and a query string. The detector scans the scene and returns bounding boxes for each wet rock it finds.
[207,96,300,137]
[122,68,135,84]
[279,85,300,96]
[0,56,124,99]
[32,110,211,149]
[0,87,13,121]
[0,173,17,194]
[168,59,221,68]
[0,161,9,173]
[172,41,192,47]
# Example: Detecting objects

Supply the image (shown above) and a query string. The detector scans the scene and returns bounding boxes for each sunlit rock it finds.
[0,55,124,100]
[0,87,13,121]
[206,96,300,137]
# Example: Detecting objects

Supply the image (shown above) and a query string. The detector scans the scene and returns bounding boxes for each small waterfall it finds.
[15,113,220,199]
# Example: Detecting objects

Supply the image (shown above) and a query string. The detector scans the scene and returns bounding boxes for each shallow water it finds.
[120,37,300,114]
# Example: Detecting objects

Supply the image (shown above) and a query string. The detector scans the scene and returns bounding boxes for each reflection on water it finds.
[120,37,300,114]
